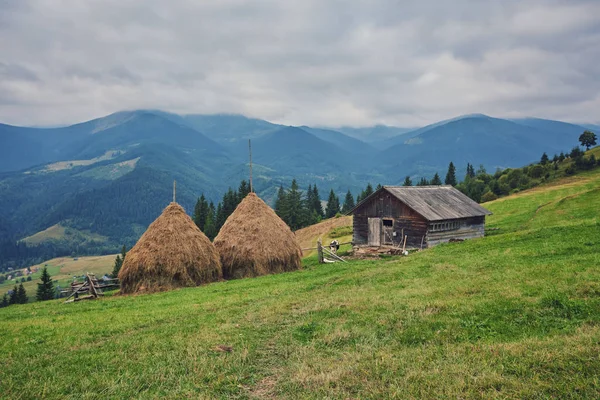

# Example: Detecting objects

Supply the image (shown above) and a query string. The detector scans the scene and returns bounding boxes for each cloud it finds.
[0,0,599,127]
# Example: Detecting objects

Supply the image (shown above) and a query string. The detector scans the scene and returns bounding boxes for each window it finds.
[431,220,461,232]
[382,219,393,227]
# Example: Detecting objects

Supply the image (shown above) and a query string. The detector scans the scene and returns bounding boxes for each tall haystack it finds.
[118,202,222,294]
[214,193,302,279]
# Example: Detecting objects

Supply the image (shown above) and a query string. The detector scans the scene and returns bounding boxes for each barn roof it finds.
[351,185,492,221]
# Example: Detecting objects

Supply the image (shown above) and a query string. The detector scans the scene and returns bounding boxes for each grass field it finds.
[0,255,116,300]
[1,167,599,399]
[21,224,109,246]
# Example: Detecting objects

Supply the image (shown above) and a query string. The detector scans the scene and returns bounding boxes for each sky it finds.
[1,0,599,127]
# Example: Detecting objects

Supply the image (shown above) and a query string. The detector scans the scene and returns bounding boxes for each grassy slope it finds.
[0,255,115,300]
[295,216,353,257]
[21,224,109,246]
[1,170,599,399]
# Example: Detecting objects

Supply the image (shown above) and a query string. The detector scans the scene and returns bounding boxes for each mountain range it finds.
[0,110,595,254]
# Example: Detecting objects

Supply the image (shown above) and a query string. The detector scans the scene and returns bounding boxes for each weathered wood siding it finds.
[426,216,486,247]
[353,192,429,248]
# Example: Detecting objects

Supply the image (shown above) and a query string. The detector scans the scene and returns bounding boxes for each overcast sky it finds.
[1,0,599,127]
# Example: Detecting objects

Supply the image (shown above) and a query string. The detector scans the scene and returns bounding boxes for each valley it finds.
[0,110,596,268]
[0,254,115,301]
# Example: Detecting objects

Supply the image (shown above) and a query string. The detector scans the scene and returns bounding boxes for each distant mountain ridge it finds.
[0,109,596,257]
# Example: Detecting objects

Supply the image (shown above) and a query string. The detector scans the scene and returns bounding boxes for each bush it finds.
[570,147,583,158]
[529,165,544,179]
[574,155,597,170]
[480,191,498,203]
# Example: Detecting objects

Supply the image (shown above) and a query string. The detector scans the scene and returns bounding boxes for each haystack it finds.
[214,193,302,279]
[118,202,222,294]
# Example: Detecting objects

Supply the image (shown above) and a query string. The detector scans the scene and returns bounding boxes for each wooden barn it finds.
[350,186,492,249]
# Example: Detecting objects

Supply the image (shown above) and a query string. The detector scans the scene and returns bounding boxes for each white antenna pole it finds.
[173,180,176,203]
[249,139,253,193]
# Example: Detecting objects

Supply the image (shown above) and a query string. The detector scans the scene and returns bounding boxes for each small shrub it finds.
[528,165,544,179]
[480,191,498,202]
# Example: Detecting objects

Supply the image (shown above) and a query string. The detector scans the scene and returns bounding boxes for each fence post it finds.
[317,239,324,264]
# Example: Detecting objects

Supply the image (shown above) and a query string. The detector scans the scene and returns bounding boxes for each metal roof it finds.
[351,185,492,221]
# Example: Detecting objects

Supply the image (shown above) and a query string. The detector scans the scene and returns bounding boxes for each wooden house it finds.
[350,186,492,249]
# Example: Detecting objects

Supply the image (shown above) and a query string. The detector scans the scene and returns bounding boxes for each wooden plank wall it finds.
[426,216,486,247]
[353,192,429,248]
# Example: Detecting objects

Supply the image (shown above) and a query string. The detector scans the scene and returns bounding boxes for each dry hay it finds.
[118,202,222,294]
[214,193,302,279]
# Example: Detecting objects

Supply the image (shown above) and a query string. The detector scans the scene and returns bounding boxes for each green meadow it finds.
[1,168,599,399]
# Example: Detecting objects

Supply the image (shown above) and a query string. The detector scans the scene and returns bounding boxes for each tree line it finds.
[192,180,252,240]
[0,266,56,308]
[192,179,351,234]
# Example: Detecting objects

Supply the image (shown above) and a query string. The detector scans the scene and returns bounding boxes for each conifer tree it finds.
[357,183,374,204]
[238,180,251,200]
[193,194,209,231]
[274,185,288,220]
[285,180,305,230]
[540,152,549,165]
[403,176,413,186]
[431,173,442,185]
[1,293,8,308]
[325,189,340,218]
[306,184,314,211]
[37,266,55,301]
[311,185,323,217]
[417,177,429,186]
[559,152,565,162]
[569,147,582,158]
[465,163,475,180]
[305,184,322,225]
[445,162,457,186]
[341,190,355,213]
[9,285,18,305]
[111,245,127,278]
[376,183,382,190]
[17,283,28,304]
[215,202,225,231]
[193,197,202,227]
[222,188,237,219]
[204,202,217,240]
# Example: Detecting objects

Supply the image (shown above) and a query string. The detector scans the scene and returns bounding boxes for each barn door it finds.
[382,219,394,245]
[368,218,381,246]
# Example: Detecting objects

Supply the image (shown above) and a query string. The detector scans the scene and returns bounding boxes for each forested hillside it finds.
[0,110,596,269]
